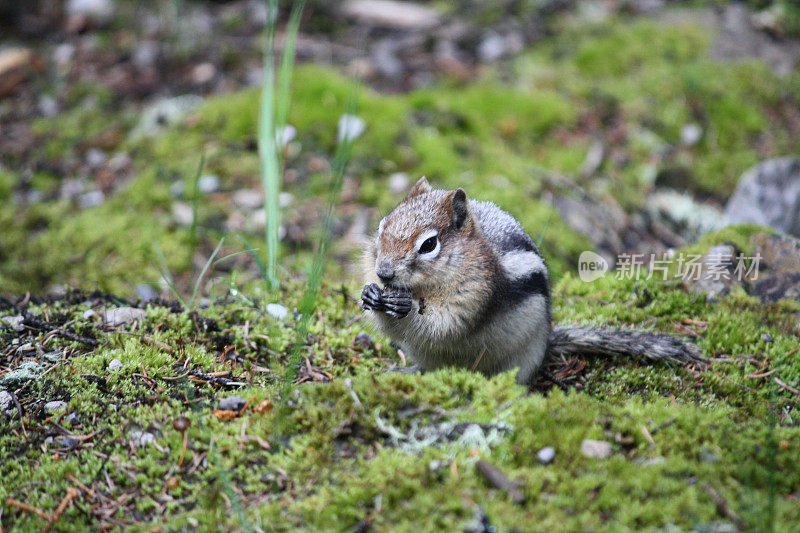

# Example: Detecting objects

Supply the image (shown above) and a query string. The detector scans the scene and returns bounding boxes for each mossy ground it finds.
[2,264,800,531]
[2,9,800,532]
[5,13,800,295]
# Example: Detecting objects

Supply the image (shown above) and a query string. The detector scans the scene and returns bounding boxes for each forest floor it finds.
[2,1,800,531]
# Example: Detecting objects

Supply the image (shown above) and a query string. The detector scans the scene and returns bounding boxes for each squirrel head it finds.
[370,177,480,291]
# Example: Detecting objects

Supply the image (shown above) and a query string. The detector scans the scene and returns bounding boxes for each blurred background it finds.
[1,0,799,299]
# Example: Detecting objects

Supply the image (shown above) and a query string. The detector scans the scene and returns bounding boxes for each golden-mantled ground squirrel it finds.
[362,177,704,386]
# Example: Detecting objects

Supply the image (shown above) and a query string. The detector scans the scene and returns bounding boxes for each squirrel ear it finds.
[447,188,470,229]
[407,176,431,199]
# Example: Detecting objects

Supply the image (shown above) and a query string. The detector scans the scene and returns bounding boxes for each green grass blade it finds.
[189,153,205,264]
[275,0,306,165]
[190,237,225,309]
[237,235,267,280]
[536,210,553,249]
[258,0,281,290]
[282,80,360,395]
[147,242,188,309]
[213,248,260,266]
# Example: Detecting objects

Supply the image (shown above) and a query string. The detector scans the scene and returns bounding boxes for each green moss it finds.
[3,249,800,530]
[515,17,800,202]
[3,12,800,529]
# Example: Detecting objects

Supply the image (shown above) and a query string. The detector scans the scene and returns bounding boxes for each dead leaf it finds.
[253,399,273,414]
[212,410,238,421]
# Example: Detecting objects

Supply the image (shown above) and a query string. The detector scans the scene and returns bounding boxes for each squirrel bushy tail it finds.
[547,326,705,365]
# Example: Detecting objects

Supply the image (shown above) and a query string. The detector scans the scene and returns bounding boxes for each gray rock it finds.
[45,400,68,413]
[38,95,59,118]
[82,309,95,320]
[723,158,800,237]
[536,446,555,464]
[266,303,288,320]
[197,175,220,194]
[646,189,724,244]
[581,439,613,459]
[78,190,105,208]
[59,436,80,448]
[341,1,440,30]
[108,153,131,173]
[130,431,156,447]
[680,123,703,146]
[682,244,737,300]
[478,32,506,62]
[551,192,628,268]
[104,307,147,326]
[170,180,184,198]
[279,192,294,208]
[85,148,106,169]
[746,232,800,303]
[232,189,263,209]
[65,412,80,425]
[60,179,85,200]
[130,95,203,140]
[133,40,159,69]
[217,395,247,411]
[109,358,123,371]
[1,315,24,332]
[0,390,13,414]
[53,43,75,68]
[372,40,404,78]
[190,62,216,85]
[580,140,605,178]
[172,201,194,226]
[135,284,158,302]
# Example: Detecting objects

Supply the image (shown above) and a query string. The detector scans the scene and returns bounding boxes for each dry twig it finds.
[475,460,526,505]
[43,488,80,533]
[702,483,747,531]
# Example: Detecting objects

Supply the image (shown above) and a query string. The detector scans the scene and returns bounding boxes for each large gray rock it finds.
[723,158,800,237]
[746,232,800,303]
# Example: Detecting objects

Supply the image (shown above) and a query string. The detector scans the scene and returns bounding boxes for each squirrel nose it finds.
[376,262,395,284]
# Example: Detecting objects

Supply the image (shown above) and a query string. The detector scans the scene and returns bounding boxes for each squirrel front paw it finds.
[361,283,413,319]
[381,287,413,318]
[361,283,385,312]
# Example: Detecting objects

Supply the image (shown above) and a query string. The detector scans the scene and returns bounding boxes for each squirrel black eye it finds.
[418,236,438,254]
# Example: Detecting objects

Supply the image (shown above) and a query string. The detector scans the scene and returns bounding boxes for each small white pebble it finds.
[78,190,105,208]
[197,175,220,194]
[0,390,13,413]
[266,303,288,320]
[45,400,68,413]
[680,123,702,146]
[104,307,147,326]
[109,359,123,371]
[338,114,366,143]
[581,439,613,459]
[388,172,410,194]
[277,124,296,147]
[536,446,555,464]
